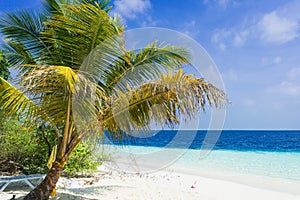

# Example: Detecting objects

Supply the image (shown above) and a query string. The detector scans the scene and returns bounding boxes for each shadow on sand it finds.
[9,185,131,200]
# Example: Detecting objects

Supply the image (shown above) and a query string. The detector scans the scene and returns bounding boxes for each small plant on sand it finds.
[64,142,103,177]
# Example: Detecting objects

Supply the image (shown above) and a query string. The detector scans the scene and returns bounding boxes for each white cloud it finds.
[211,29,249,49]
[287,67,300,80]
[140,16,157,27]
[211,1,300,48]
[113,0,151,19]
[219,43,227,51]
[218,0,230,9]
[233,31,248,46]
[267,81,300,97]
[182,20,201,37]
[266,65,300,98]
[278,81,300,97]
[273,56,282,64]
[257,11,299,44]
[211,29,231,43]
[203,0,238,9]
[260,56,282,66]
[211,29,233,50]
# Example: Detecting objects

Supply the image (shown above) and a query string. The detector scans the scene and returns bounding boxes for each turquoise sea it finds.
[102,130,300,192]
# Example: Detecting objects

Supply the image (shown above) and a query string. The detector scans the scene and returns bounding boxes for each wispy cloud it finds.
[113,0,151,19]
[218,0,230,9]
[260,56,282,66]
[211,28,249,50]
[287,67,300,80]
[273,81,300,97]
[140,16,157,27]
[211,29,233,50]
[233,31,249,46]
[267,67,300,97]
[203,0,239,9]
[257,11,299,44]
[219,43,227,51]
[211,29,231,43]
[182,20,201,38]
[211,1,300,48]
[255,1,300,44]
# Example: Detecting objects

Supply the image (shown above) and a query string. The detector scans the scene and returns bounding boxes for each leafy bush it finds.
[63,142,104,177]
[0,116,107,176]
[0,116,49,174]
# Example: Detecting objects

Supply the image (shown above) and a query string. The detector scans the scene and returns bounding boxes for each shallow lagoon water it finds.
[101,130,300,184]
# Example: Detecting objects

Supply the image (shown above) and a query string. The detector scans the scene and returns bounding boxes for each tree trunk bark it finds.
[23,161,64,200]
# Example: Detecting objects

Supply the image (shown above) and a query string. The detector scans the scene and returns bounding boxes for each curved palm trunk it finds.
[24,161,64,200]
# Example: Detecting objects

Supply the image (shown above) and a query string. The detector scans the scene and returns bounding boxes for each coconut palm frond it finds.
[2,40,36,72]
[85,0,111,11]
[42,0,63,14]
[0,9,50,64]
[19,65,107,126]
[43,0,111,14]
[41,2,121,68]
[104,41,191,92]
[79,35,125,88]
[0,76,63,137]
[0,77,38,119]
[100,69,227,138]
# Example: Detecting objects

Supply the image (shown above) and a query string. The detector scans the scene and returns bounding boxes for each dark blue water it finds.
[104,130,300,152]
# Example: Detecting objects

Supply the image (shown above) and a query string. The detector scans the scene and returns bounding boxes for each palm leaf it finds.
[0,77,38,118]
[1,40,36,71]
[41,3,121,68]
[19,65,108,127]
[104,41,191,93]
[99,69,227,138]
[0,9,51,65]
[43,0,111,14]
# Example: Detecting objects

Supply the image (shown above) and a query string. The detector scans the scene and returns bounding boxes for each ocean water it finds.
[102,130,300,183]
[105,130,300,152]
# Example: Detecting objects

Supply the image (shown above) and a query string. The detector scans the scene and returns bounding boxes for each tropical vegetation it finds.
[0,120,103,177]
[0,0,226,199]
[0,50,10,80]
[1,49,101,178]
[0,50,10,131]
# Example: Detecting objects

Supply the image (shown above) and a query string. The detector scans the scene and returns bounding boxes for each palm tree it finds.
[0,0,227,199]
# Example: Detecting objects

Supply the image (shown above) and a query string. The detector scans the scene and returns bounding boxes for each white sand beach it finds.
[1,164,299,200]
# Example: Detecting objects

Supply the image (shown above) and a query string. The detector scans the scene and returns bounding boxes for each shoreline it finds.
[169,164,300,195]
[1,163,299,200]
[102,145,300,193]
[103,159,300,195]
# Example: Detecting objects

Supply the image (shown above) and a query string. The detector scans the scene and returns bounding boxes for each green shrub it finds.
[0,116,107,176]
[0,117,49,174]
[63,142,103,177]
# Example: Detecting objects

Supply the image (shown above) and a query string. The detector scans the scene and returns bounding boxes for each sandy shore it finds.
[1,164,299,200]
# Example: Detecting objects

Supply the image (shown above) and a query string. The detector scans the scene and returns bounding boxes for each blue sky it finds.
[1,0,300,130]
